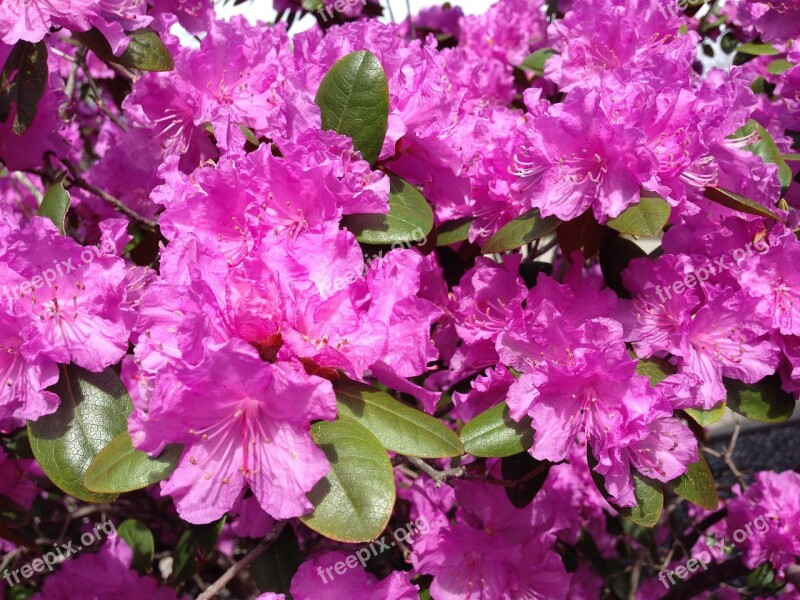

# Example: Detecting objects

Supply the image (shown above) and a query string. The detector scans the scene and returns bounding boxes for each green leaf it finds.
[481,209,561,254]
[737,42,780,56]
[782,153,800,161]
[436,217,472,246]
[617,472,664,527]
[38,172,71,234]
[171,518,225,583]
[315,50,389,165]
[520,48,557,76]
[735,120,793,190]
[768,58,794,76]
[28,365,132,503]
[606,195,671,237]
[684,404,726,427]
[342,175,433,244]
[589,449,663,527]
[83,431,181,494]
[74,28,174,72]
[636,357,676,386]
[301,417,395,542]
[0,41,48,135]
[117,519,155,574]
[704,187,782,221]
[460,402,533,458]
[667,454,718,510]
[252,525,302,597]
[334,378,463,458]
[725,374,796,423]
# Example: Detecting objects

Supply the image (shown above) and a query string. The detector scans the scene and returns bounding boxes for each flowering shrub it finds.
[1,0,800,598]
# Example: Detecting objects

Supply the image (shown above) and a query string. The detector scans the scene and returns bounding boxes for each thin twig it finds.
[60,158,158,231]
[196,521,287,600]
[406,456,466,485]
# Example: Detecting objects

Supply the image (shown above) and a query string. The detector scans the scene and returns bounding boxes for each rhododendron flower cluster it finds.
[1,0,800,597]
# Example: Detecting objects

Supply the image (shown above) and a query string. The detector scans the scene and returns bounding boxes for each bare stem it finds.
[196,521,287,600]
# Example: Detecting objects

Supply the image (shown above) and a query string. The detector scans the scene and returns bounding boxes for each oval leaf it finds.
[28,365,133,503]
[589,449,664,527]
[735,120,793,190]
[482,209,561,254]
[520,48,557,76]
[600,235,647,298]
[704,187,782,221]
[725,374,796,423]
[0,40,48,135]
[684,404,726,427]
[39,172,71,234]
[301,417,395,542]
[315,50,389,165]
[666,454,719,511]
[607,195,671,237]
[84,431,181,494]
[737,42,779,56]
[118,519,155,574]
[436,217,472,247]
[74,28,174,72]
[620,472,664,527]
[342,175,434,244]
[334,378,464,458]
[636,357,676,386]
[460,402,533,458]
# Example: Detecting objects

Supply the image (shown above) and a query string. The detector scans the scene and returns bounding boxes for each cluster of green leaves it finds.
[0,26,172,139]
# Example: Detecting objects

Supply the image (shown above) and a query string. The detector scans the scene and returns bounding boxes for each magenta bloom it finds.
[290,552,418,600]
[33,537,182,600]
[132,340,335,524]
[727,471,800,575]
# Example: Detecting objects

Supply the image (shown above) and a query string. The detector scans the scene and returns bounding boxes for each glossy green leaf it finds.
[589,449,664,527]
[667,454,718,510]
[607,195,671,237]
[84,431,181,494]
[171,517,225,583]
[725,374,796,423]
[737,43,779,56]
[616,472,664,527]
[520,48,557,76]
[704,187,782,221]
[334,378,463,458]
[735,120,793,190]
[342,175,433,244]
[74,28,173,71]
[481,209,561,254]
[315,50,389,165]
[73,28,172,72]
[38,172,71,234]
[118,519,155,574]
[301,417,395,542]
[28,365,132,503]
[436,217,472,246]
[768,59,794,76]
[0,40,48,134]
[684,404,726,427]
[460,402,533,458]
[636,357,676,386]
